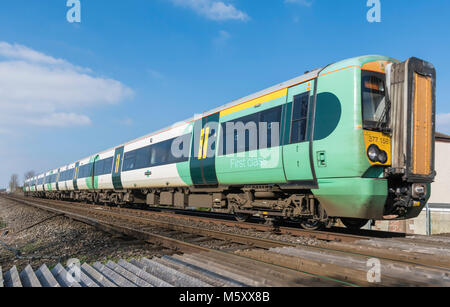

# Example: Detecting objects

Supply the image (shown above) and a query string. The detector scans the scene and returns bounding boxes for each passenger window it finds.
[95,160,104,176]
[123,152,136,171]
[135,147,151,170]
[151,141,170,166]
[290,93,310,144]
[259,107,282,149]
[103,157,113,174]
[219,106,282,155]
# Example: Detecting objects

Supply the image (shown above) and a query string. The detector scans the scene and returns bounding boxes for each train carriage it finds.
[26,55,436,230]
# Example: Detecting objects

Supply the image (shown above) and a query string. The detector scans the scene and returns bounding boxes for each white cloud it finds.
[0,42,89,72]
[285,0,313,7]
[171,0,249,21]
[437,113,450,134]
[26,112,92,127]
[0,42,133,129]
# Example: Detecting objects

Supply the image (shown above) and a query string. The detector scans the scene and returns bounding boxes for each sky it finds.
[0,0,449,187]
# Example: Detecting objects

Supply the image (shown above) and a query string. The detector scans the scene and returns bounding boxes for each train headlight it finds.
[367,145,380,163]
[367,145,388,164]
[378,150,388,164]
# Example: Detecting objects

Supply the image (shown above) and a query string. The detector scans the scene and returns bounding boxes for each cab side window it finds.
[290,93,310,144]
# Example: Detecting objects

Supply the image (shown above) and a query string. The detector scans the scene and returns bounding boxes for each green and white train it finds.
[24,55,437,230]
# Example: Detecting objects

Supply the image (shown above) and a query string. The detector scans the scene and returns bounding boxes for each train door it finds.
[56,169,60,191]
[64,169,69,190]
[282,81,317,187]
[190,113,219,186]
[88,155,100,190]
[73,162,80,191]
[112,147,124,190]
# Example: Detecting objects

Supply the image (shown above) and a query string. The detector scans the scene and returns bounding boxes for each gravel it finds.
[0,198,173,272]
[131,212,321,246]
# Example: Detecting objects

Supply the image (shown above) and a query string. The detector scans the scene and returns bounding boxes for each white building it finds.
[429,132,450,206]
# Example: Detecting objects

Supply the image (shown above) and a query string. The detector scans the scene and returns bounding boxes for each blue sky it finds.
[0,0,449,187]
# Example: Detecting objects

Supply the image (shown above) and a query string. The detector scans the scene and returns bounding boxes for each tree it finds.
[24,170,35,181]
[9,174,19,193]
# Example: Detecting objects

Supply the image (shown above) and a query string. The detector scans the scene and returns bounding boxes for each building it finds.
[429,132,450,204]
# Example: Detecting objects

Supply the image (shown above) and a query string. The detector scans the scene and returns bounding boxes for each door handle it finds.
[317,151,327,168]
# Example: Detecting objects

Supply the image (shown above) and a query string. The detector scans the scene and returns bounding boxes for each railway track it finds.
[2,195,450,287]
[11,195,400,244]
[1,195,350,287]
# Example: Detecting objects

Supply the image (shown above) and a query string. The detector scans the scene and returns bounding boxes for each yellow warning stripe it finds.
[220,88,288,117]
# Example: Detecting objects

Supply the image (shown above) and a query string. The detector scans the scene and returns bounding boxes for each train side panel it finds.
[121,124,193,189]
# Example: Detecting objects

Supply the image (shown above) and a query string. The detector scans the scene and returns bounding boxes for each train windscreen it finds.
[362,71,387,129]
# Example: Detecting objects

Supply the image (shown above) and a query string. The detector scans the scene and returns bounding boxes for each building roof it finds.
[436,132,450,142]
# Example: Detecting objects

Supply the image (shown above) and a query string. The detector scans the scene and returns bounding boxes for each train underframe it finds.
[27,184,363,230]
[27,178,427,230]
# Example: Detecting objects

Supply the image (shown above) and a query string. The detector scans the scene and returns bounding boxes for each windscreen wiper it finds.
[375,97,391,133]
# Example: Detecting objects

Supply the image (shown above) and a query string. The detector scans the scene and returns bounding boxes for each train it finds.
[24,55,437,230]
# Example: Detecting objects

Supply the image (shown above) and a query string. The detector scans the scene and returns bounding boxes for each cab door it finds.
[282,81,316,186]
[190,113,219,186]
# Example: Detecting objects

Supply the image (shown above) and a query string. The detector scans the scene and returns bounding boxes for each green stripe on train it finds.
[86,155,100,190]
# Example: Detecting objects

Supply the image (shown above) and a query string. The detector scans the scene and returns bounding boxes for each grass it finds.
[0,219,6,229]
[100,254,137,265]
[20,240,41,254]
[77,255,88,263]
[101,256,121,264]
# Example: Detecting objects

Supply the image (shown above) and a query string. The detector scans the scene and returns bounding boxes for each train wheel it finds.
[234,213,251,223]
[300,219,324,230]
[341,218,369,230]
